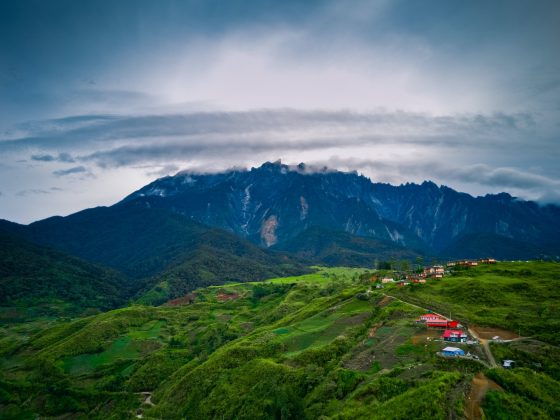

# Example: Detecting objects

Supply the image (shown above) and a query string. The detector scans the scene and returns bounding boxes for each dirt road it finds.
[468,327,498,368]
[465,372,502,419]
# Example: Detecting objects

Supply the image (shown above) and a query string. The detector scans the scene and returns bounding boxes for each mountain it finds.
[275,226,423,267]
[440,233,550,260]
[1,203,307,297]
[123,161,560,258]
[0,227,131,319]
[123,161,425,249]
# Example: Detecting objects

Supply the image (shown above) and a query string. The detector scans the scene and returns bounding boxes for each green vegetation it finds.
[275,226,423,267]
[392,261,560,345]
[1,262,559,418]
[0,229,132,320]
[483,368,560,419]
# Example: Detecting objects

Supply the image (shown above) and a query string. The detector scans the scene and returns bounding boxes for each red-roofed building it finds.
[426,319,459,328]
[442,329,468,342]
[418,313,445,322]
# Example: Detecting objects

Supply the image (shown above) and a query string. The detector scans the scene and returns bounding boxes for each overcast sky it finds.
[1,0,559,223]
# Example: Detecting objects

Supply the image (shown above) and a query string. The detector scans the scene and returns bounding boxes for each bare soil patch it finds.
[167,293,196,306]
[378,296,393,307]
[470,325,519,340]
[216,292,241,302]
[343,344,376,371]
[465,372,502,420]
[410,328,442,345]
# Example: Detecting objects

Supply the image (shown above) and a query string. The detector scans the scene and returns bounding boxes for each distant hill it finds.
[122,161,560,258]
[0,228,131,318]
[1,203,307,297]
[275,226,423,267]
[440,233,552,260]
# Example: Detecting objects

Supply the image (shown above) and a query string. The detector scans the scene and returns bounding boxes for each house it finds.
[423,265,445,278]
[442,329,468,342]
[418,313,444,322]
[503,360,515,368]
[381,277,394,284]
[454,260,478,267]
[480,258,497,264]
[442,347,465,357]
[407,274,426,283]
[426,319,459,328]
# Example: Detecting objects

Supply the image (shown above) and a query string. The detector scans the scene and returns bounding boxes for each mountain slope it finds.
[274,226,423,267]
[4,201,307,294]
[440,233,550,260]
[0,228,131,318]
[123,161,560,257]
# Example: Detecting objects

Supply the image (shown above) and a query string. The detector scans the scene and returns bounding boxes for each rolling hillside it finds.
[0,228,132,319]
[0,203,307,296]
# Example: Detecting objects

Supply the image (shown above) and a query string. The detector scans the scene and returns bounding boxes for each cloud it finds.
[52,166,88,177]
[16,189,51,197]
[309,156,560,205]
[31,152,75,163]
[144,164,180,177]
[1,109,538,155]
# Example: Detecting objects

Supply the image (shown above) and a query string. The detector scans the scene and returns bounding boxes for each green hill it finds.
[0,229,132,320]
[440,233,552,260]
[5,203,307,291]
[275,226,423,267]
[2,264,560,419]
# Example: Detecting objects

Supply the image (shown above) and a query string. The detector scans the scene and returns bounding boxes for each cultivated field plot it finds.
[274,298,372,355]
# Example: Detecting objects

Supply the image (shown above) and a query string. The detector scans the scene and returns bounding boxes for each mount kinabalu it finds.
[124,161,560,258]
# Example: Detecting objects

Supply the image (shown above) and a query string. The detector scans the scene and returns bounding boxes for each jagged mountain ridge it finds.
[124,161,560,256]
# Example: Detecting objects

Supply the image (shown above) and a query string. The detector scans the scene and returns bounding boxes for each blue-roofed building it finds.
[442,347,465,357]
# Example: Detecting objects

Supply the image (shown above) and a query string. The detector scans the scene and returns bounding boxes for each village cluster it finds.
[368,257,515,366]
[415,312,474,358]
[372,258,497,288]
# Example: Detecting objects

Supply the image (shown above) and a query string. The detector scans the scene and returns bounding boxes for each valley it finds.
[1,263,559,419]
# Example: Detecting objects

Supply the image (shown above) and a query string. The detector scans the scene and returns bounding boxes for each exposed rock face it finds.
[299,196,309,220]
[123,161,560,256]
[260,215,278,247]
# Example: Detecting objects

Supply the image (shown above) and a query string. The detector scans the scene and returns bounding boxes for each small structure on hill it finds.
[407,274,426,283]
[442,347,465,357]
[381,277,394,284]
[503,359,515,368]
[442,329,468,342]
[480,258,497,264]
[423,265,445,279]
[417,314,459,328]
[418,313,443,322]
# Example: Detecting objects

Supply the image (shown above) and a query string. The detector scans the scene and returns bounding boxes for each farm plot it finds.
[274,298,372,355]
[61,320,166,375]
